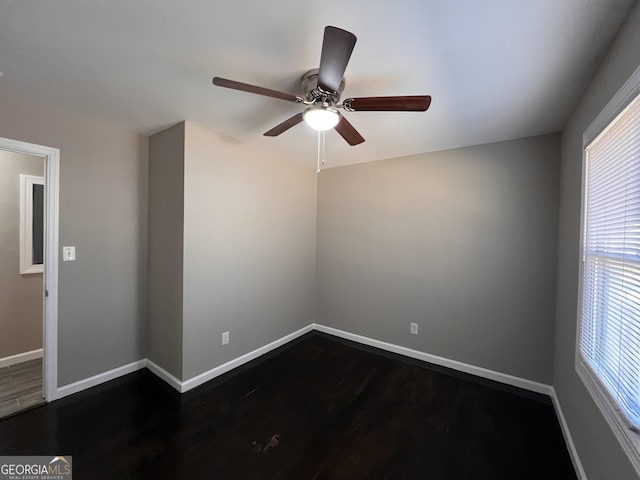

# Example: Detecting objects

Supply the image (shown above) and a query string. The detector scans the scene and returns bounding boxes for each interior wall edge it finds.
[56,322,558,398]
[551,390,588,480]
[313,323,553,395]
[179,324,314,393]
[145,359,182,392]
[56,360,147,400]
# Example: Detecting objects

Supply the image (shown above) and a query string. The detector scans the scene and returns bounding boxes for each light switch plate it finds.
[62,246,76,261]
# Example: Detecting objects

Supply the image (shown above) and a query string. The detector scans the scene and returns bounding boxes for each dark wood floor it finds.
[0,333,577,479]
[0,358,44,419]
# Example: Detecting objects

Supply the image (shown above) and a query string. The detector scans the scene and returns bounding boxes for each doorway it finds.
[0,137,59,414]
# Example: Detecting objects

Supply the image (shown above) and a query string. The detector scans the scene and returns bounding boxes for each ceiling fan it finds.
[212,26,432,146]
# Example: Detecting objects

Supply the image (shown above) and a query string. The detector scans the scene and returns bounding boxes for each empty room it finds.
[1,1,640,478]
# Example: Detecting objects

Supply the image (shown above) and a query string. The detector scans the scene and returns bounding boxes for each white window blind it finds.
[581,92,640,429]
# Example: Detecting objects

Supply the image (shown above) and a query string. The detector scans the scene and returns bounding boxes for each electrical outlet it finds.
[410,323,418,335]
[222,331,229,345]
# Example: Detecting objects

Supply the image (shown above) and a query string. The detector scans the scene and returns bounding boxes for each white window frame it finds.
[577,62,640,476]
[19,173,45,274]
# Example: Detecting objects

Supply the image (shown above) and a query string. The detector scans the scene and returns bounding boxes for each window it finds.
[19,174,44,274]
[578,65,640,473]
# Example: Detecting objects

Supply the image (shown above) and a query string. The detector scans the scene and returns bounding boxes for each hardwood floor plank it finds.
[0,358,44,419]
[17,391,44,408]
[3,358,42,372]
[0,399,19,418]
[0,378,41,399]
[0,334,577,479]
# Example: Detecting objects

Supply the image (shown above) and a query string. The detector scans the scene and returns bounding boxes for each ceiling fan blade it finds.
[334,115,365,146]
[264,113,305,137]
[317,26,357,93]
[344,95,432,111]
[212,77,300,102]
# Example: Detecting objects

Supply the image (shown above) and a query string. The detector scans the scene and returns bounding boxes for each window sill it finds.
[577,356,640,475]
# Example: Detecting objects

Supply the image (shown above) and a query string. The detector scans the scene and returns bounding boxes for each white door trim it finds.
[0,136,59,401]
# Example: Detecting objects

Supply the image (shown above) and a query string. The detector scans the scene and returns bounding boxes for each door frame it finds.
[0,136,59,401]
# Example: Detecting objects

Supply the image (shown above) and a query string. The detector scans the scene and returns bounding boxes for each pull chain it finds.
[317,131,326,173]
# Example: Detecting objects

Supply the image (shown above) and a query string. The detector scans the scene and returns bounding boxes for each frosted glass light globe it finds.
[303,107,340,131]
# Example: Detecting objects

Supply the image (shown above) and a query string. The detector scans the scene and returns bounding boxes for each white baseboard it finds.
[53,325,314,399]
[53,324,554,398]
[145,359,182,393]
[180,324,314,393]
[313,324,554,395]
[59,325,553,400]
[314,324,585,478]
[48,323,585,478]
[56,359,146,399]
[551,389,587,480]
[0,349,43,368]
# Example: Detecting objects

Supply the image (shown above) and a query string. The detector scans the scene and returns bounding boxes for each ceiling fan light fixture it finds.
[303,107,340,131]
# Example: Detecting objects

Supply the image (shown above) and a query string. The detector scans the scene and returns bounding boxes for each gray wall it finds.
[554,1,640,478]
[147,122,185,379]
[0,150,44,359]
[316,134,560,384]
[181,123,316,380]
[0,92,148,386]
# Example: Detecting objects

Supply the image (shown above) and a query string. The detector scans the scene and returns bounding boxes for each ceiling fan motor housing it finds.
[302,69,345,106]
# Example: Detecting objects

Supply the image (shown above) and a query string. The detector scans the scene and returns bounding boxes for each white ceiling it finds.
[0,0,636,168]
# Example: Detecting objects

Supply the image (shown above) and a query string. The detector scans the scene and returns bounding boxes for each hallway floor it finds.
[0,358,44,419]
